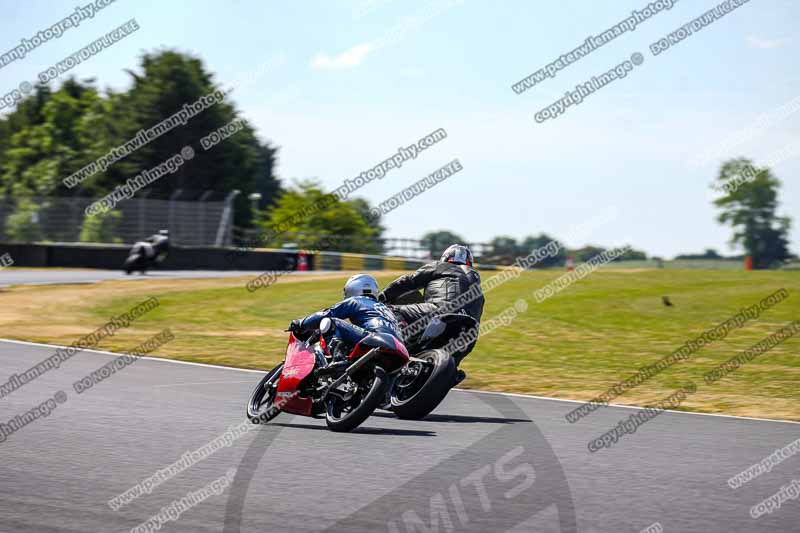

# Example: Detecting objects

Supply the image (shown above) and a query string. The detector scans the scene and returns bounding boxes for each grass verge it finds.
[1,269,798,420]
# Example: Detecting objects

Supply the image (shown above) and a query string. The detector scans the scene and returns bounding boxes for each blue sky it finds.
[0,0,797,258]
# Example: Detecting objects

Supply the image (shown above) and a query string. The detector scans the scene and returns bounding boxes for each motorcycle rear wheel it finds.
[325,366,387,432]
[247,363,284,424]
[390,349,455,420]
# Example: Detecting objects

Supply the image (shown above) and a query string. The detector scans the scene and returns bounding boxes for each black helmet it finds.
[440,244,473,266]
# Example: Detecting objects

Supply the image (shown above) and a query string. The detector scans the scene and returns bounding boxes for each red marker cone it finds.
[297,252,308,271]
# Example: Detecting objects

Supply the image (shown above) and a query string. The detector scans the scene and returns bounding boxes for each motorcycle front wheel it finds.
[325,366,387,432]
[123,255,139,275]
[247,363,284,424]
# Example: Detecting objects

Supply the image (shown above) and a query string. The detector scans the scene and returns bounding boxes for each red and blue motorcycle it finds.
[247,318,409,432]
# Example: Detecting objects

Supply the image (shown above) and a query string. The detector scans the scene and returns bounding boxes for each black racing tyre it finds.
[390,349,455,420]
[247,363,284,424]
[325,366,387,432]
[123,256,138,275]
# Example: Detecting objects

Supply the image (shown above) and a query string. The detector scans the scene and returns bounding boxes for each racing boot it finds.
[316,338,349,376]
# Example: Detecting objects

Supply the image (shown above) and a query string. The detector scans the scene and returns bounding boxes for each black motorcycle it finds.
[385,291,478,420]
[123,240,168,274]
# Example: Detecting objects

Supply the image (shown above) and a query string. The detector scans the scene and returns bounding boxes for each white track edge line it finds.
[0,338,263,373]
[452,388,800,425]
[2,338,798,425]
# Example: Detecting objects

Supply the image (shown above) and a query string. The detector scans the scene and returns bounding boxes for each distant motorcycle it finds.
[247,318,409,432]
[386,291,479,420]
[123,232,169,274]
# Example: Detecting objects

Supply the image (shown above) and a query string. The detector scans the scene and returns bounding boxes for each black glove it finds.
[289,319,304,333]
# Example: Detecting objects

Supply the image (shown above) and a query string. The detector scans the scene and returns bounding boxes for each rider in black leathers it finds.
[378,244,484,371]
[144,229,170,260]
[127,230,170,271]
[379,244,484,323]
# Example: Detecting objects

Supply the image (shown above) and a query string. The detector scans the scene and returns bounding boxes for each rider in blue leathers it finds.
[289,274,399,360]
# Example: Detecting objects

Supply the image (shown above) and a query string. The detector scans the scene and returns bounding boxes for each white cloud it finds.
[746,35,789,49]
[311,43,375,70]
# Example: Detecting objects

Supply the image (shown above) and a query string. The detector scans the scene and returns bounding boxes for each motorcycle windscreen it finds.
[275,335,315,415]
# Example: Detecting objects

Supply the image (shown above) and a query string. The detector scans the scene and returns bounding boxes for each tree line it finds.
[0,50,280,238]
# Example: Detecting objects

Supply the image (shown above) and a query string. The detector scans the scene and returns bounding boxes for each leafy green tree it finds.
[0,80,104,197]
[567,244,645,262]
[0,84,54,182]
[569,245,607,263]
[615,247,647,261]
[249,142,281,217]
[520,233,567,267]
[0,51,282,233]
[676,248,723,260]
[714,158,792,268]
[350,196,386,253]
[491,236,519,255]
[4,198,43,242]
[420,230,466,258]
[480,236,518,265]
[259,180,382,254]
[109,51,280,226]
[80,210,122,243]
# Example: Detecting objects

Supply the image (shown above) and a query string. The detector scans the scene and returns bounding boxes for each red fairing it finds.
[392,336,409,359]
[275,335,315,415]
[381,336,409,373]
[348,341,371,360]
[349,334,409,364]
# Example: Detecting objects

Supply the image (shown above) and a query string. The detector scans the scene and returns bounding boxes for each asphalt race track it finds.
[0,268,331,288]
[1,340,798,532]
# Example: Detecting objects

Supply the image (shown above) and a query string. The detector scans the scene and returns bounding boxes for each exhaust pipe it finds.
[322,348,379,398]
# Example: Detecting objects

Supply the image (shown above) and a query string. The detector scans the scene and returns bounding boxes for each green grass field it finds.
[4,269,799,420]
